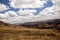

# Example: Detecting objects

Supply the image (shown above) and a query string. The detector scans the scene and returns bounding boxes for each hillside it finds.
[0,19,60,40]
[19,19,60,29]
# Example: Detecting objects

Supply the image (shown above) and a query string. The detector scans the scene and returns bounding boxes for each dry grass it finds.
[0,26,60,40]
[0,19,60,40]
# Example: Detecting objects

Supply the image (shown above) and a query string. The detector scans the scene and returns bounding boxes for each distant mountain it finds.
[20,19,60,29]
[0,19,60,29]
[0,21,14,27]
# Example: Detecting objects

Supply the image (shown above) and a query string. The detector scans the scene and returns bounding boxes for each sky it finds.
[0,0,60,24]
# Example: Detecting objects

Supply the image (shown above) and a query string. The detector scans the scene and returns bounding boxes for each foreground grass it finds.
[0,26,60,40]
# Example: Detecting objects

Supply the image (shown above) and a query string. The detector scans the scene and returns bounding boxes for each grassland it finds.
[0,26,60,40]
[0,19,60,40]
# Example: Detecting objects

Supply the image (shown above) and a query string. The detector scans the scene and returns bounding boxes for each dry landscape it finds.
[0,19,60,40]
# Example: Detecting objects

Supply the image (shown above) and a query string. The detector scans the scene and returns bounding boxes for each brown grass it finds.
[0,26,60,40]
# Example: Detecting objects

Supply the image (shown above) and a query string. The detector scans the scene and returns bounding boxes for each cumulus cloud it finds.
[0,10,35,24]
[0,13,9,19]
[5,11,18,17]
[0,0,60,24]
[0,3,8,12]
[52,0,60,6]
[17,9,36,16]
[0,11,17,20]
[9,0,46,8]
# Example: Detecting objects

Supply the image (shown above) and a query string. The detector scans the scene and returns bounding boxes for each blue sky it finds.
[0,0,54,15]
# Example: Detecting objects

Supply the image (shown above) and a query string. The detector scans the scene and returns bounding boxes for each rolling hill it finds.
[0,19,60,40]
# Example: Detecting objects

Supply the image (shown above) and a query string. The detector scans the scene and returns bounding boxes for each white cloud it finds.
[5,11,18,17]
[0,11,18,20]
[52,0,60,6]
[0,9,36,24]
[9,0,46,8]
[0,0,60,24]
[0,3,8,12]
[17,9,36,16]
[0,13,9,19]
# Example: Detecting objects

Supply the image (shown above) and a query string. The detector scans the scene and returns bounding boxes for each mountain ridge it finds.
[0,19,60,29]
